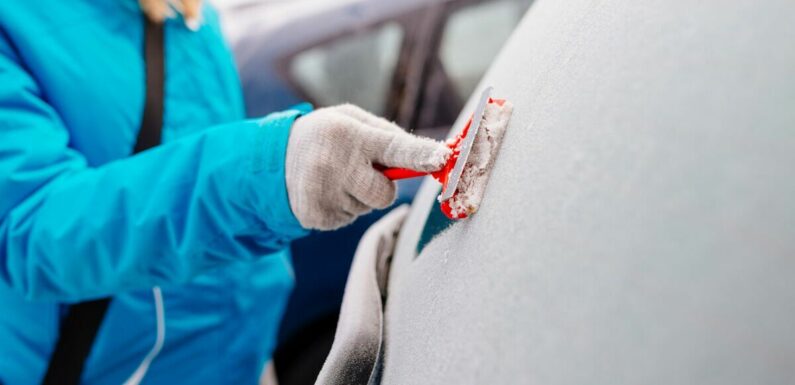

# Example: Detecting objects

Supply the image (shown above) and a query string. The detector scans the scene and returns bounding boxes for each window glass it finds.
[439,0,530,100]
[416,194,455,256]
[289,23,403,115]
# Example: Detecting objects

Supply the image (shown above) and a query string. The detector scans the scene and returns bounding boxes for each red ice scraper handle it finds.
[375,138,458,181]
[380,167,429,180]
[376,97,508,220]
[377,97,505,181]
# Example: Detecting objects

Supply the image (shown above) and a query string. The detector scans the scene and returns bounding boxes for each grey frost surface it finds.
[382,0,795,384]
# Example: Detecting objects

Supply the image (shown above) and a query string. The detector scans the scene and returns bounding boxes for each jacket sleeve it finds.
[0,34,308,302]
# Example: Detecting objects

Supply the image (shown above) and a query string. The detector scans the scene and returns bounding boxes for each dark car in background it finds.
[220,0,531,382]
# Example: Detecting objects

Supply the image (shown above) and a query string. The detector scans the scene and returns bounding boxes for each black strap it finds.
[42,17,165,385]
[134,17,166,153]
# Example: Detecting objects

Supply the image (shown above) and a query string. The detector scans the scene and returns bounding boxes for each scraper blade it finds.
[439,86,492,201]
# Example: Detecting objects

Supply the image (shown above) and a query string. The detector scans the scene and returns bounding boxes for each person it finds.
[0,1,450,384]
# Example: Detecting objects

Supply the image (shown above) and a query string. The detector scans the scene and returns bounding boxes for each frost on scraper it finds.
[437,98,513,219]
[378,87,513,220]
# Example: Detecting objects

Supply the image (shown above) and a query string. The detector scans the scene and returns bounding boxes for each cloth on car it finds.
[315,205,409,385]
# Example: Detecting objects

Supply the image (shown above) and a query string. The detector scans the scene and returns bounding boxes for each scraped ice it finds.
[429,145,453,171]
[443,100,513,218]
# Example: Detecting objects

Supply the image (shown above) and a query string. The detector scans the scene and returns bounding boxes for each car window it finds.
[416,193,455,255]
[439,0,530,100]
[288,22,404,115]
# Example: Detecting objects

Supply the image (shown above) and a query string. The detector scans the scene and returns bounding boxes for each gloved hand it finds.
[285,104,451,230]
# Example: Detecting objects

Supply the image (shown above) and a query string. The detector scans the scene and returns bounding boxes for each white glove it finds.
[285,104,451,230]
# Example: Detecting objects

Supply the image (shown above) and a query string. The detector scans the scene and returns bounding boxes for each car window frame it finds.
[411,0,524,135]
[402,0,487,135]
[274,8,432,123]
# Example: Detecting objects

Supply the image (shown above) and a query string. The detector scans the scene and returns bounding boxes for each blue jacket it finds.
[0,2,309,384]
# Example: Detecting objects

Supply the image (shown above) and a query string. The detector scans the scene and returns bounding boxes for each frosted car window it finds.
[439,0,529,100]
[289,23,403,115]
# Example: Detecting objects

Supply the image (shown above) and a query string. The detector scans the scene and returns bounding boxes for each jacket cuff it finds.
[245,106,312,239]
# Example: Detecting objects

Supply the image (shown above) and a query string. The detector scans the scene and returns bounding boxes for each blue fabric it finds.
[0,2,309,384]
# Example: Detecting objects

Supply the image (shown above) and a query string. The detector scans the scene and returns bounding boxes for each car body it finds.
[378,0,795,383]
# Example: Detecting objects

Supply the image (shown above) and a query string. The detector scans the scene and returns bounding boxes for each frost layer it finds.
[443,100,513,218]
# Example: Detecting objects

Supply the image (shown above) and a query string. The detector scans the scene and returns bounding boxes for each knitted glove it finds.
[285,104,450,230]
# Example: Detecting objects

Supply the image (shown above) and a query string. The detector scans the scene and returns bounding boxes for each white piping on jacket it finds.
[123,287,166,385]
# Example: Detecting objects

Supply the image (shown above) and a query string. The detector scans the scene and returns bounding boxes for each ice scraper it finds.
[380,87,513,220]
